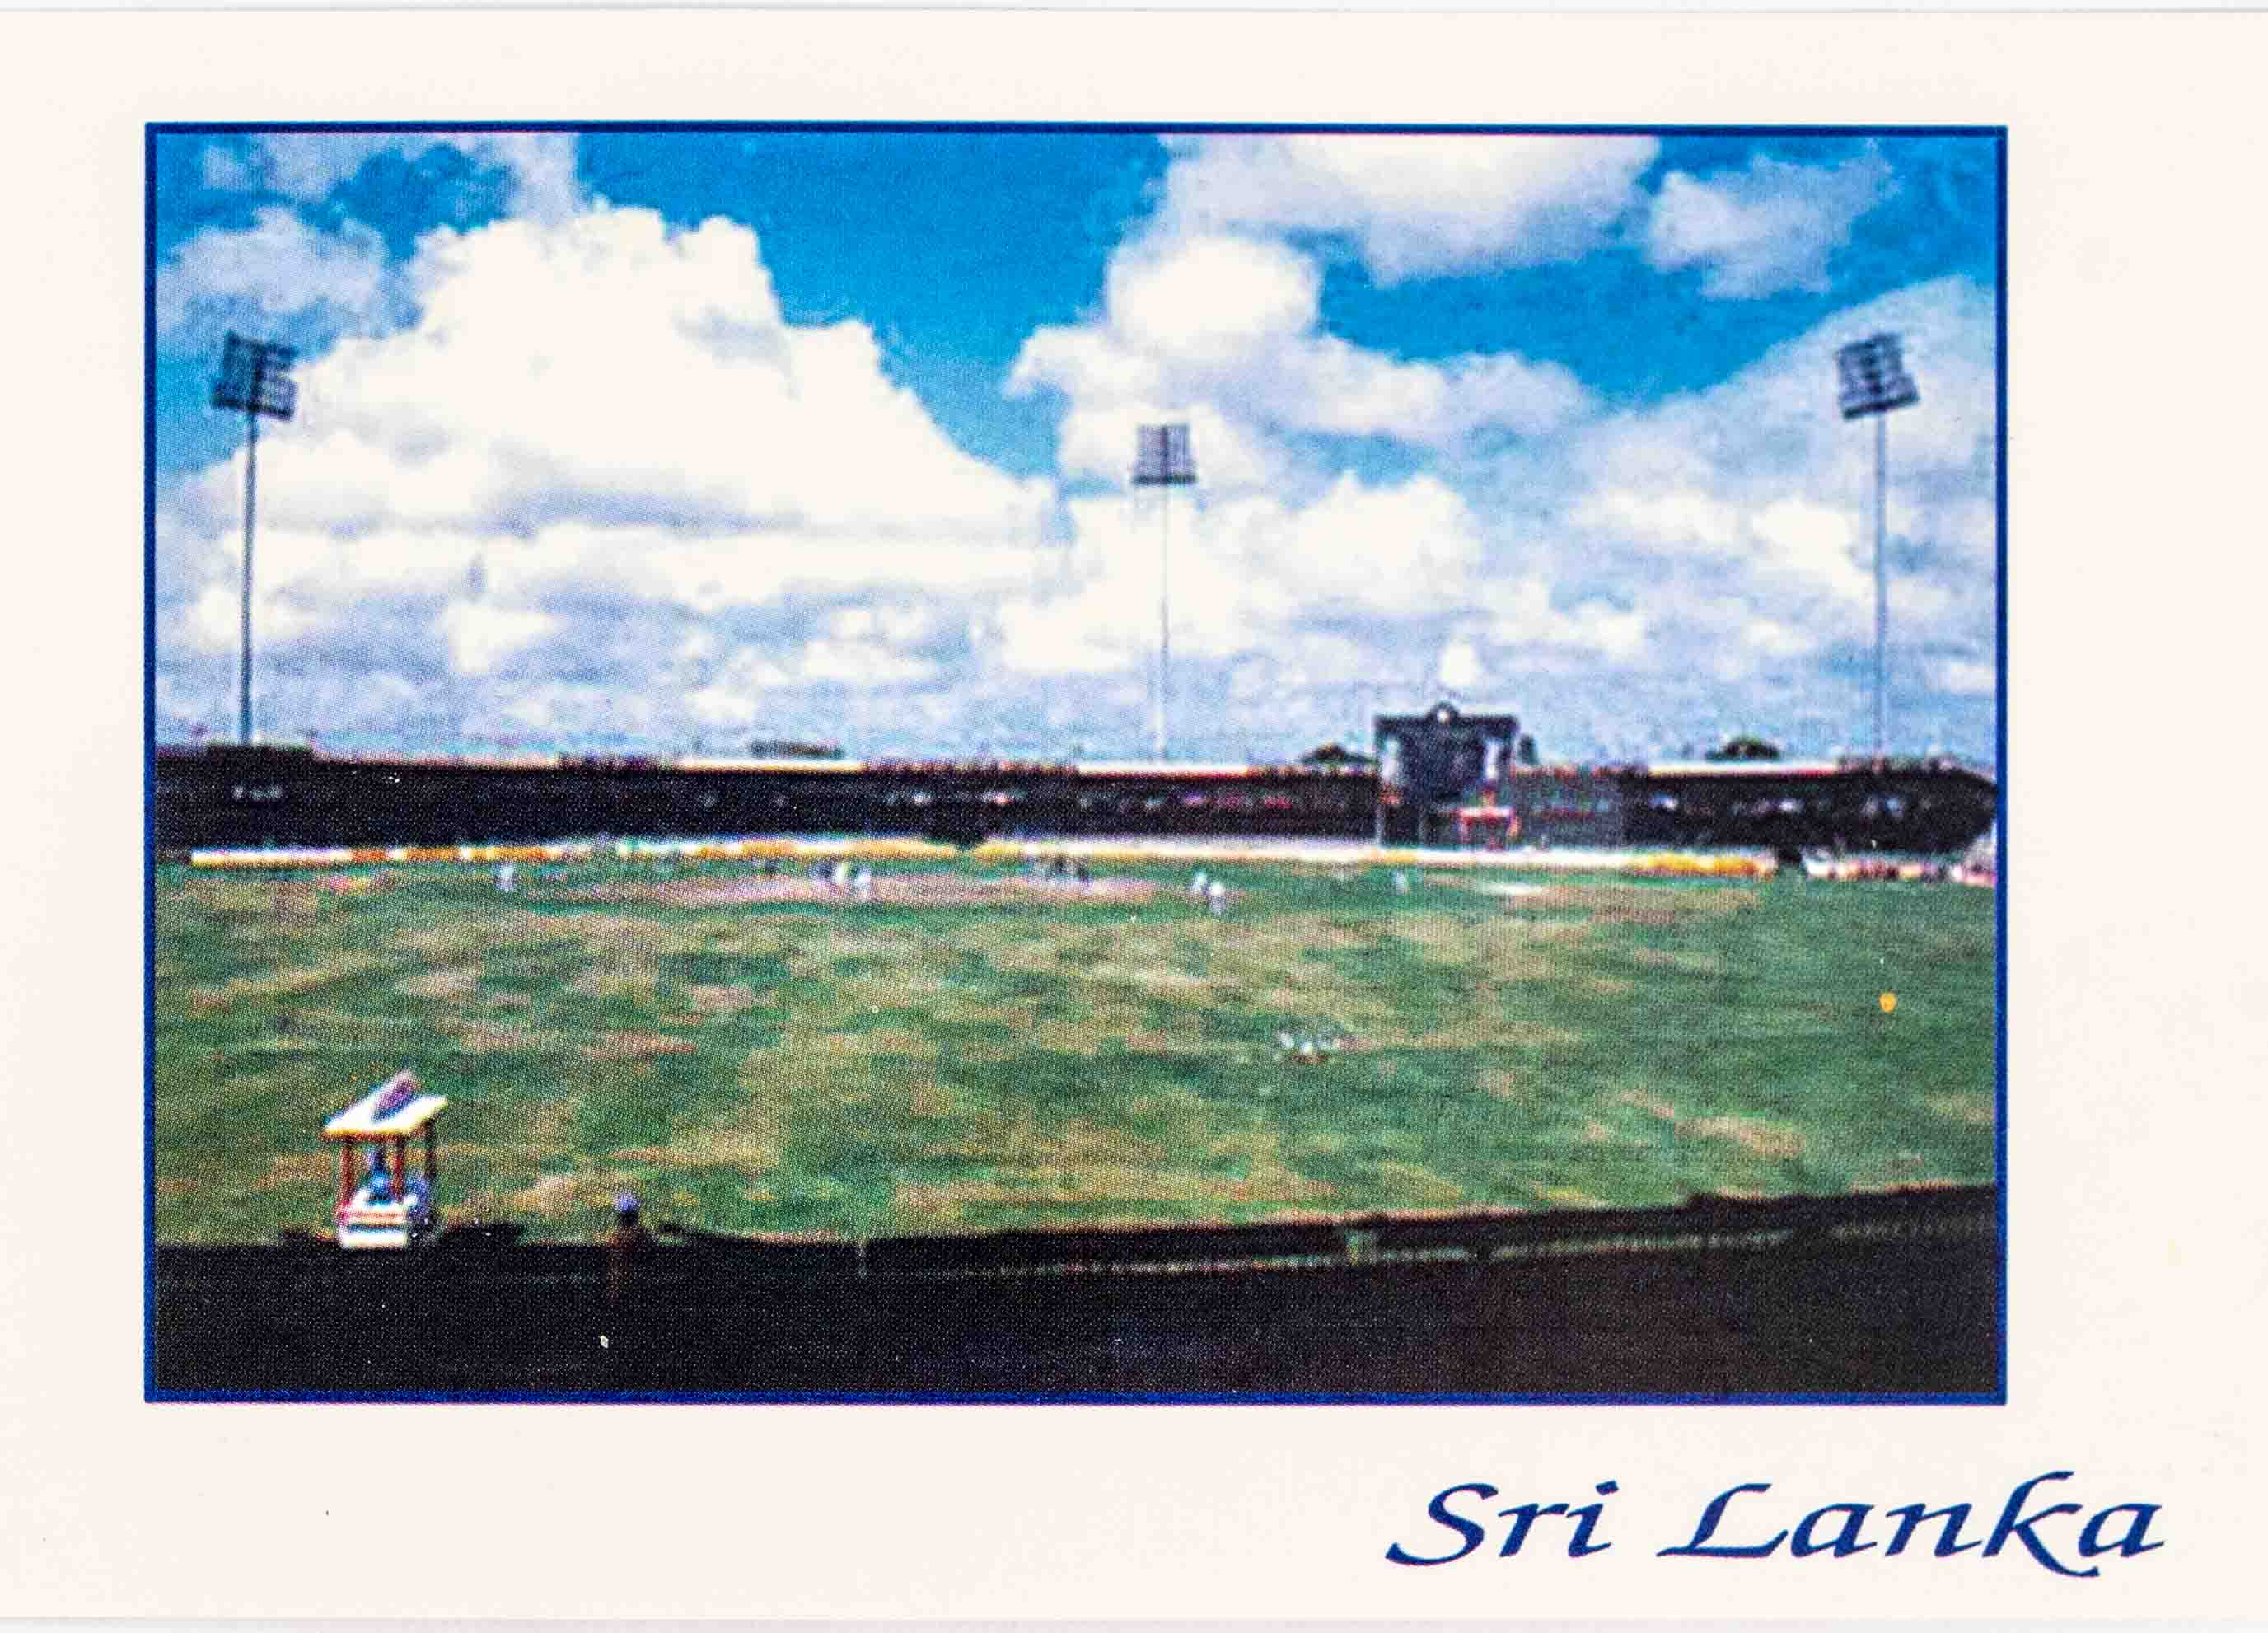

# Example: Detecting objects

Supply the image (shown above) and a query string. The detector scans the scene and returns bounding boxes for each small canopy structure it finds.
[322,1070,447,1247]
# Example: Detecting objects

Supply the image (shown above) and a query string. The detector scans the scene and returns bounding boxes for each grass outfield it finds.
[152,857,1997,1243]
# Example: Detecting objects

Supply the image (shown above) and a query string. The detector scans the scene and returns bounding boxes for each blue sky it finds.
[152,127,1999,763]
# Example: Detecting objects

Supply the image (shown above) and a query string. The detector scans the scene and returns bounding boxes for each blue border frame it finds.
[1994,129,2010,1405]
[144,131,161,1403]
[144,120,2009,1406]
[164,1388,2001,1406]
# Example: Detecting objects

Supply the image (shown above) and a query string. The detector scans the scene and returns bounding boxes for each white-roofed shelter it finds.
[322,1070,447,1249]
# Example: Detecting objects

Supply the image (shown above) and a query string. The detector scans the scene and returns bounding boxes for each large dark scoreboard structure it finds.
[154,702,1996,858]
[1374,701,1531,845]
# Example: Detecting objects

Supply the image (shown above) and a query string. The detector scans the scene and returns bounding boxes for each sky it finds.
[151,127,1999,765]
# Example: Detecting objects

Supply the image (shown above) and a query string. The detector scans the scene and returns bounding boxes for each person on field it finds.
[598,1193,657,1374]
[606,1193,655,1308]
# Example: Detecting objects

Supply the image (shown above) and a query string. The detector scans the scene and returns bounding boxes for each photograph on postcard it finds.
[147,125,2001,1400]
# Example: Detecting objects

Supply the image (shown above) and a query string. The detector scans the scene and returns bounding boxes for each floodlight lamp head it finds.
[212,330,300,421]
[1835,331,1920,420]
[1131,423,1197,486]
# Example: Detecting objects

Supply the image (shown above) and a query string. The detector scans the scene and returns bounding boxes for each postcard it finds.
[0,5,2260,1621]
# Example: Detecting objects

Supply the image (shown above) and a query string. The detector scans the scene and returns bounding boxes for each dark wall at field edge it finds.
[152,1186,2000,1399]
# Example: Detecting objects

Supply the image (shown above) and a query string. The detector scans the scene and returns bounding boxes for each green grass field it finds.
[152,856,1997,1243]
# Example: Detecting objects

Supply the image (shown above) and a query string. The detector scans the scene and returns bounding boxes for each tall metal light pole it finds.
[1131,423,1195,760]
[1835,332,1919,759]
[212,332,298,746]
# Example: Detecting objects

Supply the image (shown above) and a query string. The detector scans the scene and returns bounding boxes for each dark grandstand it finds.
[153,701,1994,855]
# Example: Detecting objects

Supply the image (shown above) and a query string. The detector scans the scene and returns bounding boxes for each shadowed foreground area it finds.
[152,1186,1999,1399]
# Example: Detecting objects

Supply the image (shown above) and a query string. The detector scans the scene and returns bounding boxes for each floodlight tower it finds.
[1835,331,1920,760]
[211,331,299,746]
[1131,423,1196,760]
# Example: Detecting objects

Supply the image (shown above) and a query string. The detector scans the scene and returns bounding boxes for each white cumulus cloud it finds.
[988,274,1992,760]
[157,206,391,337]
[1160,133,1660,283]
[1438,638,1484,692]
[1485,275,1996,750]
[439,601,556,678]
[1935,657,1996,696]
[1644,150,1894,298]
[991,471,1486,679]
[158,203,1057,746]
[1105,233,1319,366]
[227,132,586,222]
[1010,230,1591,489]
